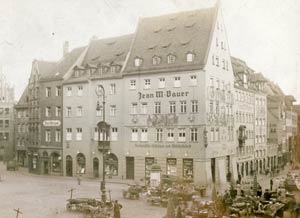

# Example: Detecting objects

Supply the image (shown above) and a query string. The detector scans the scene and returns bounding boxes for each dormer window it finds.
[152,56,161,65]
[74,70,80,78]
[110,66,116,73]
[134,57,143,67]
[167,54,176,64]
[186,52,195,62]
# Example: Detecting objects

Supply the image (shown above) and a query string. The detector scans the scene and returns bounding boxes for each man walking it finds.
[270,178,273,191]
[113,200,122,218]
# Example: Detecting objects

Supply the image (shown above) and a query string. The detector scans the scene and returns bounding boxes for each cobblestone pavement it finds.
[0,162,297,218]
[0,163,165,218]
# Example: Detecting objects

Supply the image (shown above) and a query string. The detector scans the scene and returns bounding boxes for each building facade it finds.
[62,2,237,186]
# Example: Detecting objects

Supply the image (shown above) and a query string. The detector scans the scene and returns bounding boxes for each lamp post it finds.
[95,84,110,204]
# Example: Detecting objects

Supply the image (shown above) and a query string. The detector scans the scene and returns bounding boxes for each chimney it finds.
[63,41,69,57]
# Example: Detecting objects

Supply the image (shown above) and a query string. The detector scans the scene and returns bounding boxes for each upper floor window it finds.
[110,83,116,95]
[178,128,186,142]
[66,107,72,117]
[77,86,83,96]
[169,101,176,114]
[131,103,138,114]
[110,105,116,117]
[158,78,165,89]
[134,57,143,67]
[167,129,174,141]
[186,53,195,62]
[55,129,61,142]
[55,106,61,117]
[191,100,198,113]
[180,101,187,113]
[141,128,148,141]
[156,128,163,142]
[155,102,161,114]
[111,128,118,141]
[130,80,136,90]
[141,103,148,114]
[45,130,51,142]
[144,79,151,89]
[76,106,83,117]
[67,87,72,96]
[66,128,72,141]
[131,128,138,141]
[46,87,51,97]
[55,86,61,96]
[76,128,82,141]
[190,75,197,86]
[174,77,181,88]
[190,128,198,142]
[152,56,161,65]
[167,54,176,64]
[45,106,51,117]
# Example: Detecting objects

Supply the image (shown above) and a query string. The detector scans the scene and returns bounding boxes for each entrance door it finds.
[93,158,99,178]
[211,158,216,183]
[66,156,73,177]
[126,157,134,180]
[44,161,49,174]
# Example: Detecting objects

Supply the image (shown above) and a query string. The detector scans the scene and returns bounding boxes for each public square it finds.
[0,163,165,218]
[1,161,300,218]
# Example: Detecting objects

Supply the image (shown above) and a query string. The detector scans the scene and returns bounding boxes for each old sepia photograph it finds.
[0,0,299,217]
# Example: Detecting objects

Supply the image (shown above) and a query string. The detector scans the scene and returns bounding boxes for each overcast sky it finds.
[0,0,299,102]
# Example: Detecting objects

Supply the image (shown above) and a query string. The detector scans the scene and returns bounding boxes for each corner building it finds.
[63,2,237,185]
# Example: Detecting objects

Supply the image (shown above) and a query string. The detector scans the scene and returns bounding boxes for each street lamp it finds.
[95,84,110,204]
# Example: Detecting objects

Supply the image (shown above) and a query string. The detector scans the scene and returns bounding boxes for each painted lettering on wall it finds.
[138,91,189,100]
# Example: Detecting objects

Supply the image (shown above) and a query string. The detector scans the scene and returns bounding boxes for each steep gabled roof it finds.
[82,34,133,66]
[36,60,56,76]
[15,86,29,107]
[123,6,217,74]
[40,46,86,80]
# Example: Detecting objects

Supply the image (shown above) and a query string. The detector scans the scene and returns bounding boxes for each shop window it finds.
[183,159,193,179]
[167,158,177,176]
[51,152,61,173]
[76,153,86,174]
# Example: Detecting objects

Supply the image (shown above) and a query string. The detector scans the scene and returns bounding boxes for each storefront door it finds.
[126,157,134,180]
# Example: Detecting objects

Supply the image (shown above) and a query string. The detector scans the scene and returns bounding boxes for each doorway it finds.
[44,161,49,174]
[93,158,99,178]
[126,157,134,180]
[211,158,216,183]
[66,155,73,177]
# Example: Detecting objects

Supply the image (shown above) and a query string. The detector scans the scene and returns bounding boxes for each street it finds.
[0,163,165,218]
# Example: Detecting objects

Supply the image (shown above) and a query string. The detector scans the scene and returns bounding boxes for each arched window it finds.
[134,57,143,67]
[105,153,118,176]
[167,54,176,64]
[76,153,86,174]
[152,56,161,65]
[186,52,195,62]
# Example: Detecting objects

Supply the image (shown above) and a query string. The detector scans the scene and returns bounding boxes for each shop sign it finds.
[135,143,191,148]
[138,91,189,100]
[43,120,61,127]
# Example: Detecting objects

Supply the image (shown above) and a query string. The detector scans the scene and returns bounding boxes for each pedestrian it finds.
[176,206,182,218]
[270,178,273,191]
[77,175,81,185]
[113,200,122,218]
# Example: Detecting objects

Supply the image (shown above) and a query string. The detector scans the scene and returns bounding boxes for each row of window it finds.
[130,75,197,90]
[209,101,233,115]
[134,53,195,67]
[212,55,229,71]
[0,120,9,128]
[235,90,254,104]
[255,118,266,126]
[210,127,234,142]
[131,100,198,114]
[209,78,231,92]
[65,105,116,117]
[235,112,254,124]
[45,86,62,97]
[17,110,28,118]
[0,108,10,115]
[255,135,266,144]
[236,145,254,156]
[17,124,28,133]
[45,106,61,117]
[45,129,61,142]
